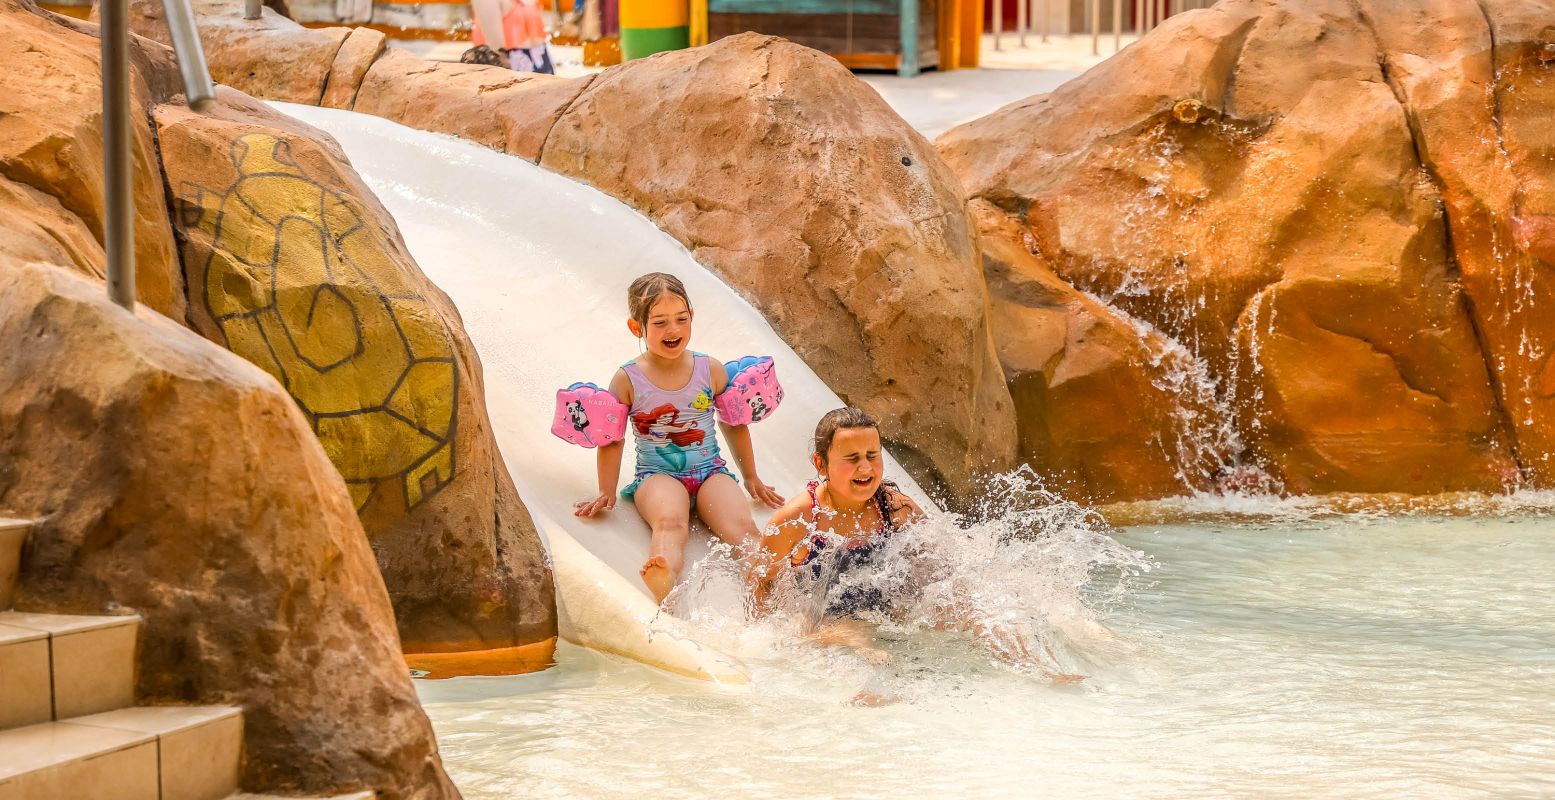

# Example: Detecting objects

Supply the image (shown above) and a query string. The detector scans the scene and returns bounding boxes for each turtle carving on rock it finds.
[179,132,458,512]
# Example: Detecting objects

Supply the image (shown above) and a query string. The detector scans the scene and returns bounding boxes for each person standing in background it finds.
[472,0,555,74]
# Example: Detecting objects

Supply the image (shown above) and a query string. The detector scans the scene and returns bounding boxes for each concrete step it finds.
[0,622,51,729]
[0,518,28,611]
[73,706,243,800]
[0,718,158,800]
[0,611,139,722]
[0,705,244,800]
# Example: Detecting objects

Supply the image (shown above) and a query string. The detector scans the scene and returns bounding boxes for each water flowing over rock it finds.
[973,200,1239,502]
[940,0,1540,495]
[136,3,1020,503]
[0,262,458,800]
[155,88,556,668]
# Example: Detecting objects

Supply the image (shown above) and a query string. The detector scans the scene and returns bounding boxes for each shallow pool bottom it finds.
[416,515,1555,799]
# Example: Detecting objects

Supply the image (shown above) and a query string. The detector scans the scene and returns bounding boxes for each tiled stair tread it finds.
[0,621,48,645]
[0,719,155,781]
[0,610,140,635]
[68,705,242,735]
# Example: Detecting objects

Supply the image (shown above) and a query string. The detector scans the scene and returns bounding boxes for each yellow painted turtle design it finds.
[179,133,457,511]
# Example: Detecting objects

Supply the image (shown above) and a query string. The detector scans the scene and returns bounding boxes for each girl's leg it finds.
[693,472,760,551]
[631,474,692,603]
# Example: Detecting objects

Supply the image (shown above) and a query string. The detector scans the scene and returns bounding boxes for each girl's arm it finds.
[720,423,784,508]
[750,496,810,605]
[710,355,784,508]
[574,369,632,518]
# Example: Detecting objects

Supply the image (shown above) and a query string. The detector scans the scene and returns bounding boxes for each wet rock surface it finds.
[0,262,457,800]
[940,0,1544,495]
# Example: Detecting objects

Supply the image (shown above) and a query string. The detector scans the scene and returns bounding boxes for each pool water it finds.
[416,510,1555,799]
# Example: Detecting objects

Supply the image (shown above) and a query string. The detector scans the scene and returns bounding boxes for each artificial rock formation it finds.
[155,88,556,667]
[134,4,1019,503]
[0,0,185,319]
[0,262,457,800]
[10,0,554,671]
[973,200,1237,501]
[940,0,1545,495]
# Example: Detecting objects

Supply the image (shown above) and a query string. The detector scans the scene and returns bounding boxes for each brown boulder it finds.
[353,48,592,161]
[321,25,385,110]
[131,0,349,104]
[974,200,1238,502]
[0,0,185,319]
[0,261,457,800]
[154,88,556,670]
[1354,0,1555,482]
[940,0,1519,495]
[542,34,1018,500]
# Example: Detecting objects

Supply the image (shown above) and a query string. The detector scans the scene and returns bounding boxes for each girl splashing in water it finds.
[574,273,785,602]
[759,407,1083,683]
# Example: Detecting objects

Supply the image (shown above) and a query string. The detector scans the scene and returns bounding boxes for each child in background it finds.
[574,273,785,602]
[471,0,555,74]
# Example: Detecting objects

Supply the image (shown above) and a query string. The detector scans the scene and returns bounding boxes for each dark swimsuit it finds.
[789,479,905,618]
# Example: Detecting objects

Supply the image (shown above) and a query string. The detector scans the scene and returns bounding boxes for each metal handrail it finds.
[101,0,216,310]
[988,0,1218,59]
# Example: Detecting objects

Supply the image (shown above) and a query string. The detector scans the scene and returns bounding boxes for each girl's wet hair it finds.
[626,273,692,332]
[813,406,879,463]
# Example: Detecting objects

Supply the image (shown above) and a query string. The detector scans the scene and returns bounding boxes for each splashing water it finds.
[654,466,1152,691]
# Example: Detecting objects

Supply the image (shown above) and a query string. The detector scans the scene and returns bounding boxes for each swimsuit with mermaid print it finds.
[620,353,736,506]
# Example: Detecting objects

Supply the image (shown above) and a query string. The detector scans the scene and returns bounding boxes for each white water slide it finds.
[272,103,928,684]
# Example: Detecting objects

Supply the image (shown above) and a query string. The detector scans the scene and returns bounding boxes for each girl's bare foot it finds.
[640,555,675,603]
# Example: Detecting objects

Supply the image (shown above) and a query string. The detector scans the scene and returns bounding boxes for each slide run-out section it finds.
[272,102,927,683]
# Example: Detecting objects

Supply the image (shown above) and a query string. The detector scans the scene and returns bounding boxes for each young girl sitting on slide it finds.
[566,273,785,602]
[760,407,1083,682]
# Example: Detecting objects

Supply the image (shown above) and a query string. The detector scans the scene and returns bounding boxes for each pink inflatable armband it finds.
[552,382,628,448]
[715,356,784,425]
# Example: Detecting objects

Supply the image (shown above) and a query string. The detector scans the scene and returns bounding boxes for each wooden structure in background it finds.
[703,0,980,75]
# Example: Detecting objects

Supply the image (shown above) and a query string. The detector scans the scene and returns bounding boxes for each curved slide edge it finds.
[543,519,750,684]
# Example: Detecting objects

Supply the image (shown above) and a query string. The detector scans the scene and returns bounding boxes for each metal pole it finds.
[244,0,261,20]
[163,0,217,110]
[1040,0,1048,42]
[898,0,919,76]
[1112,0,1120,50]
[993,0,1002,51]
[1090,0,1098,55]
[102,0,135,310]
[1016,0,1025,48]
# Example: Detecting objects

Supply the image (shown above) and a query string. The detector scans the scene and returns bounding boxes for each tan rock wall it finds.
[0,262,457,800]
[940,0,1528,495]
[0,0,185,319]
[974,200,1236,502]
